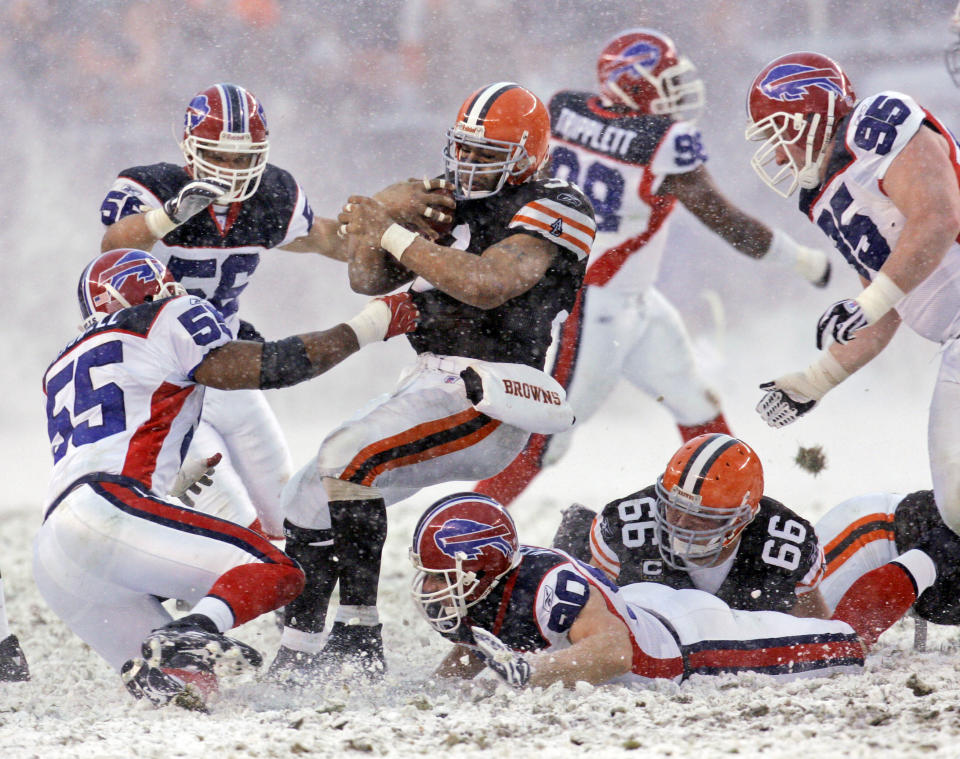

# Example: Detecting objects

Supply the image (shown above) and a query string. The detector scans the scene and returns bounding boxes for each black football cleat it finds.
[264,645,324,687]
[142,617,263,677]
[0,634,30,682]
[120,658,206,711]
[316,621,386,680]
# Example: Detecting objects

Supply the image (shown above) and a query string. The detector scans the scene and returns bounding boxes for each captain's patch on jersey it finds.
[509,198,596,260]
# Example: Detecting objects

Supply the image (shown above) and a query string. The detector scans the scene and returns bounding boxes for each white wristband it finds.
[801,351,850,401]
[380,223,419,262]
[765,228,829,284]
[855,272,906,324]
[344,299,390,348]
[144,207,179,238]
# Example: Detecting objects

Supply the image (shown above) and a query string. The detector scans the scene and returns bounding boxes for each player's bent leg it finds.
[622,287,728,439]
[814,493,902,612]
[202,388,293,537]
[831,549,937,650]
[183,420,259,529]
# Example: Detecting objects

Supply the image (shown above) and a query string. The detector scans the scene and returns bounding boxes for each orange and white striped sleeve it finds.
[508,197,596,261]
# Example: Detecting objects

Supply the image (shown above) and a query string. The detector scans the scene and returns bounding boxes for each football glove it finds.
[756,380,818,428]
[816,299,868,350]
[163,178,233,224]
[470,626,531,688]
[169,453,222,507]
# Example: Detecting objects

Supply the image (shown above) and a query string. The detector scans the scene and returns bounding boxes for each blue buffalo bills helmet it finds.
[78,249,185,325]
[596,28,704,122]
[181,83,269,203]
[410,492,521,632]
[746,51,857,197]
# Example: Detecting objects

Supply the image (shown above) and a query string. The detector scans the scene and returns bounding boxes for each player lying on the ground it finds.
[0,567,29,682]
[745,52,960,539]
[36,248,417,708]
[410,492,930,689]
[551,433,830,617]
[816,490,954,639]
[271,82,595,682]
[475,28,835,507]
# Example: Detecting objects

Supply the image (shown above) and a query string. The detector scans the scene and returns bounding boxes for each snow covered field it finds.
[5,2,960,756]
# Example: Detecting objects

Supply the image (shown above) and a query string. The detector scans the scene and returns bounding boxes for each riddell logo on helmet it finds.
[455,123,485,138]
[502,379,562,405]
[759,64,843,101]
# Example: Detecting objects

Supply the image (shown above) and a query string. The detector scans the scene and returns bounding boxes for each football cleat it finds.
[120,658,207,711]
[316,621,386,680]
[0,634,30,682]
[141,619,263,677]
[264,645,324,687]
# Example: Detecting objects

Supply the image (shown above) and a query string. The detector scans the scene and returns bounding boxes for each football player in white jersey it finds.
[0,570,29,682]
[475,29,834,507]
[272,83,596,682]
[99,83,453,538]
[37,248,417,708]
[746,52,960,538]
[407,492,934,690]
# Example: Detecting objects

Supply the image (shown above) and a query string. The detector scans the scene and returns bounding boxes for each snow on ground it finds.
[3,312,959,759]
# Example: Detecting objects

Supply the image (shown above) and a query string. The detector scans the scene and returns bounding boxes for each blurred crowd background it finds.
[4,0,957,510]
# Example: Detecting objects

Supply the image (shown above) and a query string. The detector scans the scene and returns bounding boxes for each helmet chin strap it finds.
[798,93,838,190]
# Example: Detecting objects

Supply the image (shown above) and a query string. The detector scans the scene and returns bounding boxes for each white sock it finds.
[280,627,325,653]
[189,597,234,633]
[892,548,938,596]
[335,605,380,626]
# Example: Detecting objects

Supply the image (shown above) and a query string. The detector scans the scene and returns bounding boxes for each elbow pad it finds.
[259,337,314,389]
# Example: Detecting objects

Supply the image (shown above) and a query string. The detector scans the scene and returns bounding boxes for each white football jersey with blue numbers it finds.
[548,91,707,295]
[43,296,232,509]
[801,91,960,342]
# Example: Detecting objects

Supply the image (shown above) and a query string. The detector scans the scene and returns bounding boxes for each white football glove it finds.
[163,178,233,224]
[470,626,531,688]
[756,377,819,428]
[169,453,222,507]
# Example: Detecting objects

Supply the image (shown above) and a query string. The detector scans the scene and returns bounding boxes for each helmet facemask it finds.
[443,125,532,200]
[182,134,269,203]
[746,100,837,199]
[410,550,486,633]
[654,477,755,570]
[607,56,704,122]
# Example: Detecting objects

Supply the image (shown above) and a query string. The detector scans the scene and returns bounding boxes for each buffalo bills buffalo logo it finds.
[607,40,661,85]
[759,64,843,102]
[185,94,210,131]
[98,252,160,291]
[435,519,513,559]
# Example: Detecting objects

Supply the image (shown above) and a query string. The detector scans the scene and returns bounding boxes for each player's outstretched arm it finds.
[525,586,634,688]
[101,178,233,252]
[193,293,418,390]
[435,644,486,680]
[280,217,349,261]
[339,196,555,309]
[663,166,831,287]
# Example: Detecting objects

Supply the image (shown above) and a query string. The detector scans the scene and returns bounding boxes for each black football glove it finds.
[470,626,531,688]
[163,178,233,224]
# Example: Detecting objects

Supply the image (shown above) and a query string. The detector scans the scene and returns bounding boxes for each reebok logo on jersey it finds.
[502,379,562,405]
[550,218,563,237]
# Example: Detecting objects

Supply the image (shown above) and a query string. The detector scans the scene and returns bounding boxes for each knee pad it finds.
[315,424,373,477]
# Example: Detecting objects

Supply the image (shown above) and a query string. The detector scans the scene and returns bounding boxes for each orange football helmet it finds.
[655,433,764,569]
[443,82,550,199]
